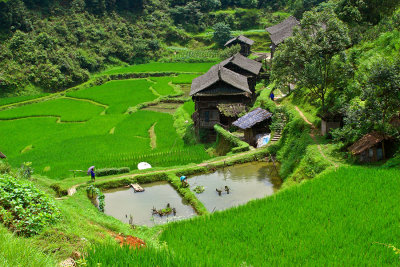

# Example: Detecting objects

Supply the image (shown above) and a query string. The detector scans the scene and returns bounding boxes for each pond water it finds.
[188,162,281,212]
[103,181,196,226]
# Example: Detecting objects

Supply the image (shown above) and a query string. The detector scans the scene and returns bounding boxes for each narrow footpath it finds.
[294,106,339,170]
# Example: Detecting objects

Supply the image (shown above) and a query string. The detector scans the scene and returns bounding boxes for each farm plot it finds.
[0,98,104,121]
[99,62,216,75]
[0,94,49,107]
[0,65,212,179]
[149,77,177,96]
[171,74,199,84]
[67,79,157,114]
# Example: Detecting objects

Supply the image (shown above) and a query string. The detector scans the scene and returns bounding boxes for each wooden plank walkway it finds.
[130,183,145,192]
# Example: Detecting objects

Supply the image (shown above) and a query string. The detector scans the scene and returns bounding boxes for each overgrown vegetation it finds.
[0,173,60,236]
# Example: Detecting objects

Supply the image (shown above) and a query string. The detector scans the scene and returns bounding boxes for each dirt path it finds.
[67,149,258,196]
[294,106,339,169]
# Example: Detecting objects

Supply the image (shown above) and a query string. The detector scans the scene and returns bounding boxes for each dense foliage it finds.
[0,174,60,236]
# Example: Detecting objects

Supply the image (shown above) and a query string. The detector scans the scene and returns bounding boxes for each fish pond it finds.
[188,162,281,212]
[103,181,196,226]
[102,162,281,226]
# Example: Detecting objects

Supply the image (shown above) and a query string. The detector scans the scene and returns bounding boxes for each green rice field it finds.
[99,62,216,76]
[159,166,400,265]
[0,94,50,107]
[0,69,210,179]
[85,166,400,266]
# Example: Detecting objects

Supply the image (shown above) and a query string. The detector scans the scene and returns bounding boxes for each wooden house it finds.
[0,151,6,159]
[266,16,299,58]
[348,132,393,163]
[232,108,273,146]
[224,35,255,57]
[190,64,252,139]
[220,53,263,96]
[319,113,343,136]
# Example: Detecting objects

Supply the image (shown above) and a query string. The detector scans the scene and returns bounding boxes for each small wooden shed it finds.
[266,16,299,58]
[232,108,273,146]
[0,151,6,159]
[348,132,390,163]
[220,53,263,96]
[224,35,255,57]
[319,113,343,136]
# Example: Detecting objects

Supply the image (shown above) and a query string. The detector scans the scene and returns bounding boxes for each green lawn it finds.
[0,98,104,121]
[67,79,157,114]
[98,62,216,76]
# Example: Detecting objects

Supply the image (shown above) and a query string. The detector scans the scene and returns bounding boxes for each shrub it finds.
[213,22,231,47]
[86,185,105,212]
[0,174,60,236]
[95,167,130,177]
[0,161,11,174]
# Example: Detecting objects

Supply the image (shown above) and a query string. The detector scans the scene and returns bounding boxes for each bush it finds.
[95,167,130,177]
[0,174,60,236]
[0,161,11,174]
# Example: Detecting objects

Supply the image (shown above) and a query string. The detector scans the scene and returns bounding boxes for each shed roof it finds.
[217,103,247,117]
[225,35,255,47]
[0,151,6,159]
[232,108,272,129]
[190,64,251,96]
[266,16,299,45]
[221,53,263,75]
[348,132,385,155]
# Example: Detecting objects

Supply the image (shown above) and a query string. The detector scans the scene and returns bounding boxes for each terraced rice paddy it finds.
[99,62,216,76]
[0,67,210,179]
[0,94,49,107]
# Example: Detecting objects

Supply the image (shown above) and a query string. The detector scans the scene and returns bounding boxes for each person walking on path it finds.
[90,169,95,182]
[88,166,96,182]
[270,91,275,101]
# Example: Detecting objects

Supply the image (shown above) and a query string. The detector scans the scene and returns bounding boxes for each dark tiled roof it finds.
[225,35,255,47]
[190,64,251,96]
[266,16,299,45]
[232,108,272,129]
[348,132,385,155]
[0,151,6,159]
[221,53,263,75]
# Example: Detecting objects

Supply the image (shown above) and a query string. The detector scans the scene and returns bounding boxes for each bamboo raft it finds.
[130,184,145,192]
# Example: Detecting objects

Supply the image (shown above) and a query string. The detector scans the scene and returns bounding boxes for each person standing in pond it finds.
[270,91,275,101]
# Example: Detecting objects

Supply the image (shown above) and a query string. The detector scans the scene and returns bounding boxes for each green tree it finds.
[272,10,351,112]
[336,0,399,25]
[213,22,231,47]
[362,58,400,128]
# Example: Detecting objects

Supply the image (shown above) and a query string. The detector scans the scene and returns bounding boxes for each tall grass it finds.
[0,225,55,267]
[84,243,185,266]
